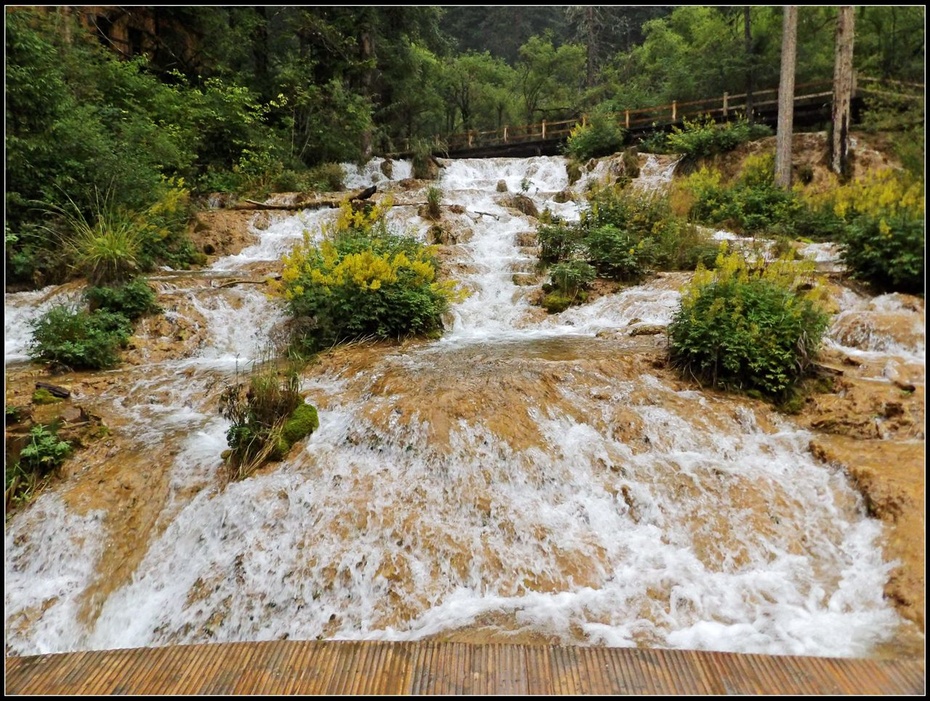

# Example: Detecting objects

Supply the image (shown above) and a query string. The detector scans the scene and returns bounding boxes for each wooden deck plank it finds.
[4,640,924,695]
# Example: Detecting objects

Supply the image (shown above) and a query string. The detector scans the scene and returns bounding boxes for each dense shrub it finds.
[564,109,627,161]
[584,225,655,282]
[537,222,582,264]
[28,304,132,370]
[535,186,719,312]
[549,260,596,295]
[667,248,830,398]
[818,169,925,293]
[84,278,161,320]
[661,116,772,160]
[272,199,464,351]
[680,160,805,236]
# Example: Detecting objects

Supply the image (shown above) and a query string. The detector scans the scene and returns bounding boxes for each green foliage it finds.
[841,213,924,294]
[308,163,346,192]
[18,424,72,474]
[536,186,718,306]
[28,304,132,371]
[84,278,161,320]
[50,195,144,286]
[541,291,575,314]
[584,225,654,282]
[564,110,627,161]
[219,359,317,479]
[681,163,805,236]
[664,116,768,161]
[668,249,831,399]
[272,199,464,352]
[548,260,596,295]
[537,222,582,264]
[274,403,320,459]
[812,169,925,293]
[410,138,438,180]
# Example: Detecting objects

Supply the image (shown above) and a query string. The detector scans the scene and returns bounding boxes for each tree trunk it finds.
[744,7,754,124]
[831,6,856,178]
[775,6,798,189]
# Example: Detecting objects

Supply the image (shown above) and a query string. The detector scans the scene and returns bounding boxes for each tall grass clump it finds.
[667,246,830,400]
[219,356,319,480]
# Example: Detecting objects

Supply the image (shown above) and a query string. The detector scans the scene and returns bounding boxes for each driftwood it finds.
[35,381,71,399]
[233,185,378,211]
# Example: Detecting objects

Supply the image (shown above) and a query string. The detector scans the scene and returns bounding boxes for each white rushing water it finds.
[4,154,922,659]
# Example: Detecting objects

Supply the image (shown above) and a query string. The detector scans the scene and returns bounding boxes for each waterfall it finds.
[4,154,923,659]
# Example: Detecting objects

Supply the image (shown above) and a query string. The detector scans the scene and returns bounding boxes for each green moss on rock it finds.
[273,402,319,459]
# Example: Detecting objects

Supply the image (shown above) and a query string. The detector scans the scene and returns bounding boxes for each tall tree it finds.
[831,6,855,177]
[775,6,797,189]
[744,7,754,124]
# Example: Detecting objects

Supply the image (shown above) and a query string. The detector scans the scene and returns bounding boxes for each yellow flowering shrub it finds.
[806,168,924,293]
[271,197,465,351]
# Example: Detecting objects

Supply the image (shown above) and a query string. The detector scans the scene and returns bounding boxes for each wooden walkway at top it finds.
[393,76,924,159]
[5,640,925,695]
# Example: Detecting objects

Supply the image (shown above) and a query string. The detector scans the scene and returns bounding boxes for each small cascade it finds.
[4,153,924,661]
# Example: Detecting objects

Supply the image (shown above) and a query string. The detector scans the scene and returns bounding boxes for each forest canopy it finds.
[5,6,925,287]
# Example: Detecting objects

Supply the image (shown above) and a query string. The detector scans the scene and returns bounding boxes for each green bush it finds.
[564,110,627,161]
[84,278,161,320]
[18,424,72,475]
[273,199,463,352]
[682,162,805,236]
[549,260,596,295]
[816,169,925,293]
[28,304,131,370]
[308,163,346,192]
[841,213,924,293]
[664,116,770,160]
[583,225,654,282]
[537,222,582,264]
[426,186,443,220]
[667,249,830,398]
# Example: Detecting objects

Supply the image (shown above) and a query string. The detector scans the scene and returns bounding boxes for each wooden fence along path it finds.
[5,640,925,695]
[391,75,923,158]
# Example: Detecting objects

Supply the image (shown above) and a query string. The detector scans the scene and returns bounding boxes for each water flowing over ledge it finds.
[4,153,924,660]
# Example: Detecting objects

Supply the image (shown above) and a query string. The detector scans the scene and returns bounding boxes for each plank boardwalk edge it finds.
[5,641,925,696]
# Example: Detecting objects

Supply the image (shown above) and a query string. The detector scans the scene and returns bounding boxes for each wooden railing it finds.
[391,75,922,158]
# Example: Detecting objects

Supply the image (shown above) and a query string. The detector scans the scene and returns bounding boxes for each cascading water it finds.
[4,153,924,660]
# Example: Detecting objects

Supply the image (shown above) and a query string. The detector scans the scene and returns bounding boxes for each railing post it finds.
[503,126,508,143]
[625,110,630,128]
[541,120,546,139]
[723,92,728,117]
[672,101,677,121]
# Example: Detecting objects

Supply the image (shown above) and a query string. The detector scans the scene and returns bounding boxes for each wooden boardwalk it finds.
[393,76,923,160]
[5,640,925,695]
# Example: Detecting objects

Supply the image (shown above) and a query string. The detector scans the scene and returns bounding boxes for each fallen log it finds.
[35,381,71,399]
[232,186,378,211]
